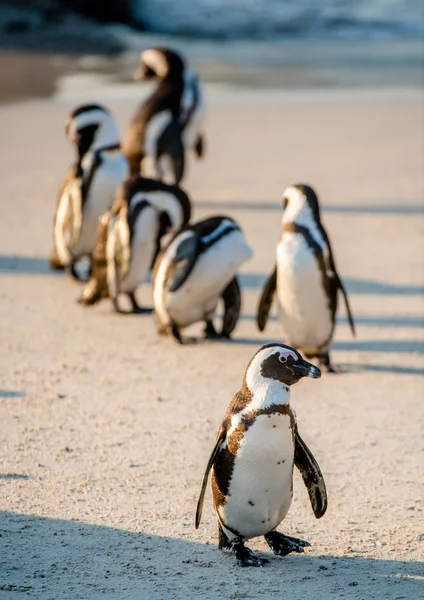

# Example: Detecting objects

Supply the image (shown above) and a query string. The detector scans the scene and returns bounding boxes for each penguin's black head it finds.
[247,343,321,388]
[282,184,321,223]
[65,103,120,160]
[134,47,185,82]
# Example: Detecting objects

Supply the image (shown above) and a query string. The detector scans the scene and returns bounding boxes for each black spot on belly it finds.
[261,520,266,524]
[277,461,281,465]
[248,500,255,506]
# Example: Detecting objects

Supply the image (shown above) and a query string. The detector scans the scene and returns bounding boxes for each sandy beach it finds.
[0,80,423,599]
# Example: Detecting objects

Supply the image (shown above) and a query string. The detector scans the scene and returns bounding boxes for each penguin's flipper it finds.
[195,428,226,529]
[221,276,241,338]
[321,229,356,338]
[256,267,277,332]
[157,120,185,185]
[335,273,356,338]
[167,233,200,293]
[294,425,327,519]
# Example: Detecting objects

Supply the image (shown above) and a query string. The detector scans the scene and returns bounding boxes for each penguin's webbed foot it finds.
[171,325,184,344]
[127,292,152,315]
[231,538,269,568]
[204,320,220,339]
[264,531,310,557]
[77,286,102,307]
[318,353,339,374]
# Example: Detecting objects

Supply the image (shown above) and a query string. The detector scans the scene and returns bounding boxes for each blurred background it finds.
[0,0,423,104]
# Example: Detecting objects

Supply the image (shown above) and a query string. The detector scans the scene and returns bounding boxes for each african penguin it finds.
[153,216,252,343]
[257,184,355,372]
[49,103,129,280]
[121,47,205,184]
[196,342,326,568]
[78,176,191,313]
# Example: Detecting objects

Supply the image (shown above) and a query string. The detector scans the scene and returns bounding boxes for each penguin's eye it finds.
[278,355,288,364]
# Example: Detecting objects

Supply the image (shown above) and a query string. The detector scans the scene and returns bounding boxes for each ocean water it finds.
[131,0,424,40]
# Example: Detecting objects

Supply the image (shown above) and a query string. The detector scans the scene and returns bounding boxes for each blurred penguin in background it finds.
[257,184,355,372]
[78,176,191,313]
[122,47,205,184]
[50,103,129,280]
[153,216,252,343]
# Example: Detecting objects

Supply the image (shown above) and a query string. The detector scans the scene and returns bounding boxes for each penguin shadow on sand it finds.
[0,389,25,399]
[0,254,92,281]
[0,255,54,275]
[2,511,422,598]
[196,199,424,216]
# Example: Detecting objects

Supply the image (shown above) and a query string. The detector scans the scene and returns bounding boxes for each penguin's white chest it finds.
[276,233,333,352]
[76,154,129,256]
[218,412,294,540]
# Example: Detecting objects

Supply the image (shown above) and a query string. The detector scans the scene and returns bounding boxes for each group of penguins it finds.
[49,47,358,567]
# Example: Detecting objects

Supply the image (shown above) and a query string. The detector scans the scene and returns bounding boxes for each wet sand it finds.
[0,83,423,598]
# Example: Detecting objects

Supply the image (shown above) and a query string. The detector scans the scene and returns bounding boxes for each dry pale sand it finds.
[0,87,423,599]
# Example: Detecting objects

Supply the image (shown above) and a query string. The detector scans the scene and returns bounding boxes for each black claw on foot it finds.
[231,538,269,568]
[264,531,310,557]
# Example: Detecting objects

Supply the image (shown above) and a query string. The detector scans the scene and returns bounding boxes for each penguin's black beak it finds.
[295,359,321,379]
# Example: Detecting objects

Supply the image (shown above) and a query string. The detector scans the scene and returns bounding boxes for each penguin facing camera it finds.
[50,103,129,281]
[257,184,355,372]
[195,343,326,567]
[78,176,191,314]
[152,216,252,343]
[121,47,205,184]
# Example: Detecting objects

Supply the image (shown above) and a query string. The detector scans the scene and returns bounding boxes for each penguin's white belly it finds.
[219,413,294,539]
[276,235,333,351]
[75,155,129,257]
[166,230,252,328]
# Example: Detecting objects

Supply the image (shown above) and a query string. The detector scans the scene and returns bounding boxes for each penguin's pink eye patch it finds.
[279,351,298,363]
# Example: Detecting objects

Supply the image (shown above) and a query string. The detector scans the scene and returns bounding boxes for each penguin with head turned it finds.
[50,103,129,280]
[153,216,252,343]
[121,47,205,184]
[196,343,326,567]
[257,184,355,372]
[78,175,191,313]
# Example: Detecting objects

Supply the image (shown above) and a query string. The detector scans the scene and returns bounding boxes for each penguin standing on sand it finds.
[78,176,191,313]
[50,103,129,280]
[121,47,205,184]
[257,184,355,372]
[153,216,252,343]
[195,343,326,568]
